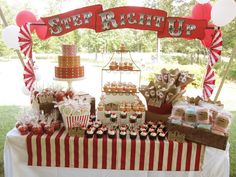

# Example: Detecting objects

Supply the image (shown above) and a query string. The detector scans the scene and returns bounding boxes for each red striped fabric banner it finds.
[26,129,205,171]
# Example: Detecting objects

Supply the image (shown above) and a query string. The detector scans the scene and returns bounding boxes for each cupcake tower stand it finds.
[101,44,141,95]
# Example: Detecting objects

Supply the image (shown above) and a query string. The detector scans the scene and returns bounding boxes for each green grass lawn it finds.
[0,106,235,177]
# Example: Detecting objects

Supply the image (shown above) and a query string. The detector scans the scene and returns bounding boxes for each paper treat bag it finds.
[140,68,194,122]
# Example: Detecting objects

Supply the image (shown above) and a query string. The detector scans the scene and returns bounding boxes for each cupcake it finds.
[90,125,96,132]
[90,115,96,122]
[142,123,148,129]
[86,128,94,138]
[147,121,154,128]
[158,132,166,140]
[119,62,124,70]
[109,61,118,70]
[94,122,101,129]
[105,110,111,118]
[130,129,137,140]
[157,128,163,134]
[119,130,127,139]
[110,113,117,122]
[97,103,104,111]
[126,103,132,112]
[120,111,127,119]
[119,104,125,111]
[129,114,137,123]
[119,124,127,131]
[101,125,108,134]
[96,128,103,138]
[108,128,116,138]
[128,62,133,70]
[136,111,142,118]
[139,124,147,132]
[123,62,128,70]
[149,132,157,140]
[151,124,157,130]
[140,130,148,140]
[87,120,93,128]
[148,128,155,135]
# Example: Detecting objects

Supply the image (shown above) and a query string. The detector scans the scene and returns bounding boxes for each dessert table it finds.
[4,128,230,177]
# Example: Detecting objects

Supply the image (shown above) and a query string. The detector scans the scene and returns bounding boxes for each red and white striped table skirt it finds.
[26,128,205,171]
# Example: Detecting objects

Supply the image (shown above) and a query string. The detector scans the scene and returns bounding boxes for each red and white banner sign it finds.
[26,128,205,171]
[40,5,207,40]
[41,5,102,37]
[158,17,207,39]
[95,6,167,32]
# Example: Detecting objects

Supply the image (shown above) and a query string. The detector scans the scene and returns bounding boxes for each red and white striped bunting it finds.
[203,65,216,100]
[18,23,33,59]
[23,59,36,91]
[208,30,223,67]
[26,129,205,171]
[66,115,90,128]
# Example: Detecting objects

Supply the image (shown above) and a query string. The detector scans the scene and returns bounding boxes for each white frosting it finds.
[87,129,94,135]
[150,132,157,136]
[108,129,116,135]
[120,131,126,135]
[130,115,137,120]
[140,131,147,136]
[130,131,137,136]
[96,130,103,135]
[111,114,117,119]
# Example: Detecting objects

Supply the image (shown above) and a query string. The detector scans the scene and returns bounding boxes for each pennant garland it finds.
[203,64,216,100]
[208,30,223,67]
[23,59,36,91]
[18,23,33,59]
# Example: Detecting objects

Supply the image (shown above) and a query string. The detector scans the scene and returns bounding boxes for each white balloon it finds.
[2,25,20,49]
[211,0,236,26]
[196,0,210,4]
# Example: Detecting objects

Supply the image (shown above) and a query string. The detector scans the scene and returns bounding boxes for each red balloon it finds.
[16,10,37,32]
[35,18,48,40]
[200,24,215,48]
[191,3,212,22]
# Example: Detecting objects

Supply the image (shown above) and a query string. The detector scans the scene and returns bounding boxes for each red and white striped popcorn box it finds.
[58,100,91,129]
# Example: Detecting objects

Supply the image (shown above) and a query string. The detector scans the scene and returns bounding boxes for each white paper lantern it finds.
[196,0,210,4]
[1,25,20,49]
[211,0,236,26]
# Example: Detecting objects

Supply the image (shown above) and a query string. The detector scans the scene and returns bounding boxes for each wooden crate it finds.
[167,122,228,150]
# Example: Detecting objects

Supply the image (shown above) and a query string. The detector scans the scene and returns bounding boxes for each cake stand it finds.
[54,77,85,89]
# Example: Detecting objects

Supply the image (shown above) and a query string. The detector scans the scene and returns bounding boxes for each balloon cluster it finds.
[190,0,236,48]
[1,10,48,50]
[15,10,48,40]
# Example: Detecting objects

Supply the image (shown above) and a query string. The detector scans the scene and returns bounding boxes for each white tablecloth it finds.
[4,128,230,177]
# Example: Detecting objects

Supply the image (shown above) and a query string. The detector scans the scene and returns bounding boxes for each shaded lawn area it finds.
[0,106,235,177]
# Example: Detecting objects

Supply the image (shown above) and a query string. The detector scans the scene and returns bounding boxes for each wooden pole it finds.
[156,32,160,63]
[0,6,25,67]
[214,44,236,102]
